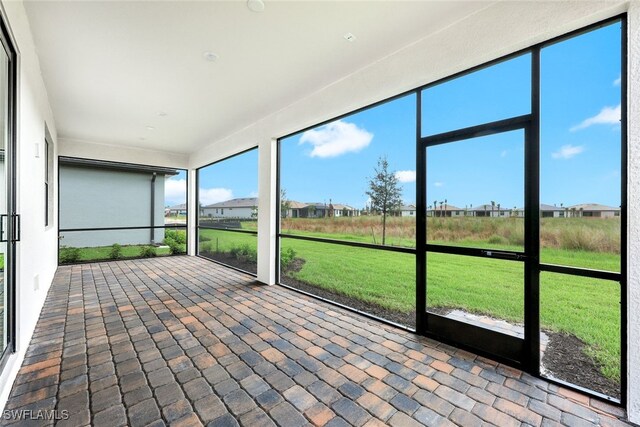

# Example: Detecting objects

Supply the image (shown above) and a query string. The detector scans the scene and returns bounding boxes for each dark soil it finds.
[201,251,257,275]
[542,331,620,399]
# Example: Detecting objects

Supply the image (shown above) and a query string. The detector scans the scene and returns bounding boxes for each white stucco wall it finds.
[58,137,189,170]
[0,0,59,411]
[59,165,166,247]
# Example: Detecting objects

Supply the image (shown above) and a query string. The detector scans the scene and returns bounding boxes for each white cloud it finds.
[433,181,444,187]
[613,75,621,86]
[300,120,373,158]
[395,170,416,183]
[570,104,621,131]
[500,150,508,158]
[552,144,585,160]
[198,187,233,205]
[165,178,186,202]
[248,191,259,198]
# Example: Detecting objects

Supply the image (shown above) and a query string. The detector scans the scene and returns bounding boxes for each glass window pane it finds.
[426,130,524,251]
[540,272,620,399]
[421,54,531,136]
[165,170,187,225]
[199,229,257,274]
[426,253,523,335]
[280,94,416,248]
[59,227,186,264]
[197,149,258,274]
[540,22,621,272]
[280,238,416,328]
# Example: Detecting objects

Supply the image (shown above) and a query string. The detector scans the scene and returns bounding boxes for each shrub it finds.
[487,235,508,245]
[109,243,123,260]
[230,244,257,263]
[139,245,157,257]
[280,247,297,270]
[59,246,81,264]
[199,242,213,253]
[165,238,184,255]
[199,234,212,242]
[165,229,187,244]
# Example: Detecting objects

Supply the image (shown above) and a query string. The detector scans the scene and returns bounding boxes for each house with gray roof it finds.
[201,197,258,219]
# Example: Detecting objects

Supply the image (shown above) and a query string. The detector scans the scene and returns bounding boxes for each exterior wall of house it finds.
[0,0,60,411]
[201,206,255,219]
[59,165,165,247]
[401,210,415,217]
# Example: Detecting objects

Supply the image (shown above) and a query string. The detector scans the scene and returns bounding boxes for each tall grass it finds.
[281,216,620,254]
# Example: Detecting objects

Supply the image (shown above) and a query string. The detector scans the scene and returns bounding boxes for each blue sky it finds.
[189,21,621,210]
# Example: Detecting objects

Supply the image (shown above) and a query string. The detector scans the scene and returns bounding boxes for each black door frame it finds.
[417,114,537,370]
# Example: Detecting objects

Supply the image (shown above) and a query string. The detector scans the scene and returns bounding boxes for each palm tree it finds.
[439,201,444,217]
[497,203,501,217]
[491,200,496,217]
[434,200,437,217]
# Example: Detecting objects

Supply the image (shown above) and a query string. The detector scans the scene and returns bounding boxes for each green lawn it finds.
[197,227,620,382]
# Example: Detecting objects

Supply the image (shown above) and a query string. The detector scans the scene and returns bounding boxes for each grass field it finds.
[198,217,621,383]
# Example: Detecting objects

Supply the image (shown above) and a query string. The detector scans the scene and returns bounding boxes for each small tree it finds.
[366,156,403,245]
[280,188,291,219]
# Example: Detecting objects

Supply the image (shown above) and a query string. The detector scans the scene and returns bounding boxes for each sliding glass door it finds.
[0,16,17,372]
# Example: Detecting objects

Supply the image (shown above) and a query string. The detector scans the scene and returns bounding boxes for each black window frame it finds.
[274,14,627,406]
[195,146,259,277]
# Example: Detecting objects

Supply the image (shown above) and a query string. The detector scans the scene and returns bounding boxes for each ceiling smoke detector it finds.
[247,0,265,13]
[203,51,219,62]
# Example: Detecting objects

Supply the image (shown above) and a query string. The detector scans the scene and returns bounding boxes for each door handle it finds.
[0,214,6,242]
[12,213,20,242]
[481,250,526,261]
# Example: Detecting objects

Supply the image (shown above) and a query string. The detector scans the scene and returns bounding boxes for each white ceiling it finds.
[24,0,493,154]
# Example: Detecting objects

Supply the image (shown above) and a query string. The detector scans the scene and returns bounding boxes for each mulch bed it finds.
[200,252,257,275]
[542,331,620,399]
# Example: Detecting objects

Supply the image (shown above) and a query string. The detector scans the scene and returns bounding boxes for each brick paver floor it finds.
[1,256,631,426]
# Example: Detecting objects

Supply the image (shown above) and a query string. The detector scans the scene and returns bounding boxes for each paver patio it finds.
[0,256,630,426]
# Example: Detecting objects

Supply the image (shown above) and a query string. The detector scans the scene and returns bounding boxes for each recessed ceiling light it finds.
[146,126,155,131]
[139,137,146,141]
[344,33,356,42]
[203,51,219,62]
[247,0,265,13]
[158,111,168,117]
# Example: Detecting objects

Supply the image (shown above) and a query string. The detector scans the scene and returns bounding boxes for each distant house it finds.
[59,157,179,247]
[166,203,187,216]
[540,204,565,218]
[201,197,258,219]
[284,201,358,218]
[401,205,416,217]
[567,203,621,218]
[331,203,358,217]
[430,203,465,217]
[471,204,510,217]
